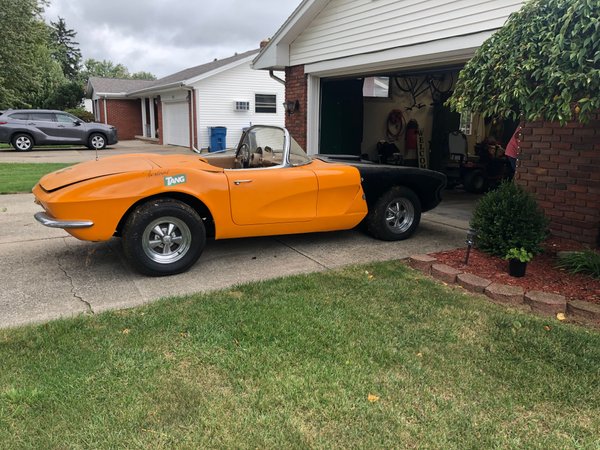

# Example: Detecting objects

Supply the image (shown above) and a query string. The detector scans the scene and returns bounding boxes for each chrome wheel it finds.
[90,134,106,150]
[384,198,414,233]
[142,216,192,265]
[13,135,33,151]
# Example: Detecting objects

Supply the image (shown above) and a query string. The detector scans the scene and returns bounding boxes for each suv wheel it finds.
[12,134,34,151]
[88,133,106,150]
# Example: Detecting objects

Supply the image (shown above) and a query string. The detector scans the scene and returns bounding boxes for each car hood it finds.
[38,153,222,191]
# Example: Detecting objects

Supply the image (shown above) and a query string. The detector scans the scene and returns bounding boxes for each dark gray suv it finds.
[0,109,118,151]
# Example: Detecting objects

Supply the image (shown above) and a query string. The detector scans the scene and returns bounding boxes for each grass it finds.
[0,163,71,193]
[0,261,599,448]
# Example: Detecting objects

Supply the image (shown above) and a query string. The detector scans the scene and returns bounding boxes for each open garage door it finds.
[163,101,190,147]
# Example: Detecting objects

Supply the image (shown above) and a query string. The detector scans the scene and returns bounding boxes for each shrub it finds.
[65,107,95,123]
[556,250,600,279]
[470,181,549,257]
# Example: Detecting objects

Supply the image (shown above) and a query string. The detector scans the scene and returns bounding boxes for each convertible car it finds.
[33,126,446,276]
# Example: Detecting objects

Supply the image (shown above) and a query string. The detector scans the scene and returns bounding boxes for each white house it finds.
[128,49,285,150]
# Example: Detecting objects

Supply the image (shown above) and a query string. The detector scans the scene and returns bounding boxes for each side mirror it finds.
[74,120,82,126]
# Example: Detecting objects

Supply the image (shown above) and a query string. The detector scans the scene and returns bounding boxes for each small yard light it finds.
[464,228,477,264]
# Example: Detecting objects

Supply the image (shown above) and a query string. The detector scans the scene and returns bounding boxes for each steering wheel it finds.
[238,143,251,168]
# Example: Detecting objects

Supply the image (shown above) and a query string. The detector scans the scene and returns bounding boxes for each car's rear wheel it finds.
[366,186,421,241]
[88,133,106,150]
[122,199,206,276]
[12,133,34,151]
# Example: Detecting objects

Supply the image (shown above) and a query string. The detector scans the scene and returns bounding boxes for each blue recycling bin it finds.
[209,126,227,152]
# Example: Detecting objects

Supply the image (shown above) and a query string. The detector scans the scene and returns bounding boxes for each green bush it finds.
[65,108,95,123]
[470,181,549,257]
[556,250,600,279]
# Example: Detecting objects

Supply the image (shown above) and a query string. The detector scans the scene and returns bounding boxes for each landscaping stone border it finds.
[406,254,600,324]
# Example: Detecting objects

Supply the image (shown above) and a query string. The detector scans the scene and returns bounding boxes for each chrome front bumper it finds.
[34,212,94,229]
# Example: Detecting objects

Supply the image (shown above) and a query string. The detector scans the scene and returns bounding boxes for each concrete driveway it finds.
[0,140,191,163]
[0,142,477,328]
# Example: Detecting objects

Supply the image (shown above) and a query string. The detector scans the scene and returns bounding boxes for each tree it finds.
[130,71,157,81]
[49,17,82,80]
[81,58,131,80]
[448,0,600,124]
[0,0,60,109]
[43,80,84,110]
[80,59,156,82]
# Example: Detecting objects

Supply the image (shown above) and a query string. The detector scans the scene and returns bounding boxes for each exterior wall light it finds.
[284,100,299,115]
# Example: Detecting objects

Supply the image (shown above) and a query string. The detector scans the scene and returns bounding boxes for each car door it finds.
[28,112,59,142]
[225,166,318,225]
[54,113,86,143]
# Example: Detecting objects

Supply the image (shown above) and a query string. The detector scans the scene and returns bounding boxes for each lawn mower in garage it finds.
[444,132,513,193]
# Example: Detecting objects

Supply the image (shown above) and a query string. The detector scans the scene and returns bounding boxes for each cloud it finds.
[44,0,297,77]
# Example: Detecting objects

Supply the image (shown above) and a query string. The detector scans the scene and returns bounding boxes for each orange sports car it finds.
[33,126,446,276]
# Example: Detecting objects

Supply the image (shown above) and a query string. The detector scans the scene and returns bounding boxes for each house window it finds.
[255,94,277,113]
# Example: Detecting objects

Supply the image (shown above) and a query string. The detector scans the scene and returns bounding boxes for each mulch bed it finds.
[430,237,600,304]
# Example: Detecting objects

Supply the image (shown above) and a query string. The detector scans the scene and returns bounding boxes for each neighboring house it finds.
[87,49,285,150]
[253,0,599,246]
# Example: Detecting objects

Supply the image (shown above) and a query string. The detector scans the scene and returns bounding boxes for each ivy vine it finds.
[448,0,600,124]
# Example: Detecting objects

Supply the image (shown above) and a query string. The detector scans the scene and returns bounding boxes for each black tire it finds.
[88,133,106,150]
[122,199,206,276]
[11,133,34,151]
[463,169,487,193]
[366,186,421,241]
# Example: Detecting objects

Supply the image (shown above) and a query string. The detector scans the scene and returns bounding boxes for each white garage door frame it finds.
[163,100,190,147]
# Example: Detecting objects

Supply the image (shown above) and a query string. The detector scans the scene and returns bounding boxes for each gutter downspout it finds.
[183,85,201,154]
[269,70,285,85]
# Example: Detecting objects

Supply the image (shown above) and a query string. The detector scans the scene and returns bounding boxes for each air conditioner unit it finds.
[234,101,250,112]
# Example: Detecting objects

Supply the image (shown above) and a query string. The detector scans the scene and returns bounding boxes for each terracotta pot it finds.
[508,259,527,277]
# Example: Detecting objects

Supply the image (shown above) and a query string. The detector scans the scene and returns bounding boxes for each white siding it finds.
[194,63,285,149]
[290,0,524,66]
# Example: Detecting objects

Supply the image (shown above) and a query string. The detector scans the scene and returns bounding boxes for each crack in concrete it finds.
[57,252,94,315]
[272,237,331,270]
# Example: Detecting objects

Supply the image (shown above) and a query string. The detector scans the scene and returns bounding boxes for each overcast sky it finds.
[43,0,300,78]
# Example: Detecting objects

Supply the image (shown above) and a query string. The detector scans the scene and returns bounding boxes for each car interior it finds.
[201,127,306,170]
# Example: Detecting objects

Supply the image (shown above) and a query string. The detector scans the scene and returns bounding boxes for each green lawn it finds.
[1,261,598,448]
[0,163,71,193]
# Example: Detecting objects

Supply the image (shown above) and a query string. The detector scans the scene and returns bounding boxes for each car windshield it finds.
[289,136,311,166]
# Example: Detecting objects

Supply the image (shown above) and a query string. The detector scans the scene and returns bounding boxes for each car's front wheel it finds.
[88,133,106,150]
[12,133,34,151]
[366,186,421,241]
[122,199,206,276]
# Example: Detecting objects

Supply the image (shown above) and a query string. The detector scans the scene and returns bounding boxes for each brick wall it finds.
[517,113,600,247]
[105,99,143,140]
[285,65,308,151]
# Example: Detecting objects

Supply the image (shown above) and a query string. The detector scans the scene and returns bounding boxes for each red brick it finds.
[285,65,307,150]
[100,99,144,140]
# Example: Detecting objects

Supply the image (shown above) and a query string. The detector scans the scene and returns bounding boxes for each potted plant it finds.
[505,247,533,277]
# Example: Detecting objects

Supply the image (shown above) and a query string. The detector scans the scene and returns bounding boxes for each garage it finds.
[163,101,190,147]
[317,69,519,193]
[253,0,526,193]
